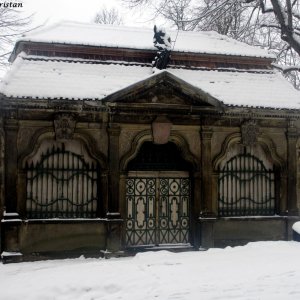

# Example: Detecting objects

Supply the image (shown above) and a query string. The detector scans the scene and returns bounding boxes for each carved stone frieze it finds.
[54,114,76,140]
[241,120,259,146]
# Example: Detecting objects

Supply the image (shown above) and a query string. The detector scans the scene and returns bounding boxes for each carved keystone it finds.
[152,116,172,144]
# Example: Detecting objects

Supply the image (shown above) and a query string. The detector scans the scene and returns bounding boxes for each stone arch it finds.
[120,130,199,172]
[212,131,285,216]
[19,129,108,170]
[122,129,197,247]
[19,129,108,219]
[212,132,285,172]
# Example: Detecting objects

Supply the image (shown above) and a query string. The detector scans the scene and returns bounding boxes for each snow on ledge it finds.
[1,219,22,223]
[292,222,300,234]
[3,212,19,217]
[1,251,22,257]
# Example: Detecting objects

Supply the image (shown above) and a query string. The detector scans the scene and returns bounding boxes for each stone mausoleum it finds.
[0,22,300,262]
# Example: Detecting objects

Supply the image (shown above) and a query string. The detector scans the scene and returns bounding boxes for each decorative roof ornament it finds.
[152,25,172,70]
[241,120,259,146]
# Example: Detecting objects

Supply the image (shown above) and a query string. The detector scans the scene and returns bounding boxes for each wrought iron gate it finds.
[26,145,99,219]
[125,172,190,247]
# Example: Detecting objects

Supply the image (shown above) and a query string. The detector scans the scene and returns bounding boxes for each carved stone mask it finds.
[54,114,76,140]
[241,120,259,146]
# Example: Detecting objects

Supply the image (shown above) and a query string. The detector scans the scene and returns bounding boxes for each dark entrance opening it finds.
[127,142,192,171]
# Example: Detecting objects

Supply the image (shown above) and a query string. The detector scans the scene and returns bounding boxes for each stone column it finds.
[286,120,298,215]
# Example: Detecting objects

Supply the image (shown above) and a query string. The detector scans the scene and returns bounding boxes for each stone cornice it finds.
[1,97,300,119]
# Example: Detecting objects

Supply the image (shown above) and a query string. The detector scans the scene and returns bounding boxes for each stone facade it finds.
[0,25,300,262]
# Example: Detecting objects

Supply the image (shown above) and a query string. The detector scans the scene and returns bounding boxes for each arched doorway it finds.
[125,142,192,248]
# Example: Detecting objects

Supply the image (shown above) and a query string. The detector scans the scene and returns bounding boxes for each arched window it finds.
[218,150,276,217]
[26,142,99,219]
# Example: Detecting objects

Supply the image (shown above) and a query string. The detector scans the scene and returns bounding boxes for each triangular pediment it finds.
[102,71,224,110]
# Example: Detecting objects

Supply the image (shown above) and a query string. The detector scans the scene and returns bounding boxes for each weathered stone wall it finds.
[213,218,287,248]
[19,222,107,254]
[1,100,300,260]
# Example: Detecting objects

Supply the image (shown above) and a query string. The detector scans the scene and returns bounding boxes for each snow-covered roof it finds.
[169,68,300,109]
[16,21,274,59]
[1,54,299,109]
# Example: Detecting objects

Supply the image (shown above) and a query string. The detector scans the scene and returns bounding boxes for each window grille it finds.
[218,152,276,216]
[26,145,99,219]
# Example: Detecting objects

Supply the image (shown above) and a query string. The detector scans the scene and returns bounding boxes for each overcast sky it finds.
[22,0,159,28]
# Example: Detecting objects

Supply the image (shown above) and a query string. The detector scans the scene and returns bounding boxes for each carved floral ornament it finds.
[241,120,259,146]
[54,114,76,140]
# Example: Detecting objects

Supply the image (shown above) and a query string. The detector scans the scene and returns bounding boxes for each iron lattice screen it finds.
[125,176,190,247]
[26,145,99,219]
[218,153,276,217]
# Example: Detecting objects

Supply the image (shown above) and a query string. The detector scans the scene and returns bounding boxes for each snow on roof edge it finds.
[1,53,299,111]
[14,21,275,60]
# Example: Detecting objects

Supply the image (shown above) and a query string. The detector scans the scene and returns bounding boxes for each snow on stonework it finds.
[292,221,300,234]
[0,242,300,299]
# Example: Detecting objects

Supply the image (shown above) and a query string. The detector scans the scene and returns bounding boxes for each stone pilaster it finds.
[201,126,213,214]
[107,124,121,214]
[2,118,22,259]
[198,126,215,249]
[4,119,19,213]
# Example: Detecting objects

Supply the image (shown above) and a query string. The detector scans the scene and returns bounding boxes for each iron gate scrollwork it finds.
[26,144,99,219]
[125,175,190,247]
[218,152,276,217]
[158,178,190,244]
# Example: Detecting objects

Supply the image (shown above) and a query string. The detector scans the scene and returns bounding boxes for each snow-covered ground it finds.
[1,241,300,300]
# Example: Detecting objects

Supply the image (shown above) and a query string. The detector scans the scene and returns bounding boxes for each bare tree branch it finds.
[0,3,33,70]
[272,63,300,73]
[94,6,123,25]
